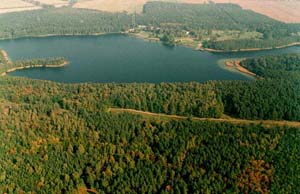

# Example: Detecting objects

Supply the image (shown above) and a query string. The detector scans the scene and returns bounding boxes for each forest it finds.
[202,36,300,51]
[0,2,299,51]
[0,1,299,193]
[0,76,299,193]
[240,53,300,77]
[0,52,299,193]
[217,54,300,120]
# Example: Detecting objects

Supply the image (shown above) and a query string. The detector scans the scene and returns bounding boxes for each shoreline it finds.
[127,32,160,42]
[1,61,69,76]
[197,42,300,53]
[1,32,300,53]
[0,32,124,41]
[225,60,257,78]
[218,58,257,79]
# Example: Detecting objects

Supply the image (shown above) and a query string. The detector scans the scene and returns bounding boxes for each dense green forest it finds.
[140,2,285,31]
[0,8,131,39]
[0,52,299,122]
[202,36,300,51]
[216,78,300,121]
[0,2,300,193]
[0,2,299,51]
[240,53,300,77]
[0,53,299,193]
[0,76,299,193]
[217,54,300,120]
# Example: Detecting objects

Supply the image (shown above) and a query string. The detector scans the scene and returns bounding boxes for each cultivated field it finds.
[0,0,41,14]
[73,0,183,13]
[183,0,300,23]
[1,0,299,23]
[73,0,300,23]
[73,0,146,13]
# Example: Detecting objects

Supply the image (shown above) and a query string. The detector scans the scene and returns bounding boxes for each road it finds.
[110,108,300,128]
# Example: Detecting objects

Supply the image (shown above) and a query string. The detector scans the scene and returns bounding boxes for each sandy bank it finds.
[225,60,257,78]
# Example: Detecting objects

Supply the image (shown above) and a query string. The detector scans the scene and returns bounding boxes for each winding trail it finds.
[110,108,300,128]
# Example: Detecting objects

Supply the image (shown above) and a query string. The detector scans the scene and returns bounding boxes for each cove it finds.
[0,34,300,83]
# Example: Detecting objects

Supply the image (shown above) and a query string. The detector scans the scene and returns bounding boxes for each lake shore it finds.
[127,32,160,42]
[1,61,69,76]
[197,42,300,53]
[225,60,257,77]
[1,32,300,53]
[218,58,257,79]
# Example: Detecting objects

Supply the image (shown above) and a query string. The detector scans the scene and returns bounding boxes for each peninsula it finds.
[0,50,69,76]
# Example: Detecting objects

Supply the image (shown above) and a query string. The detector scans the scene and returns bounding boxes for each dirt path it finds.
[110,108,300,128]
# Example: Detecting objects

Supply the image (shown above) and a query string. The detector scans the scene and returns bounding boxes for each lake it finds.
[0,34,300,83]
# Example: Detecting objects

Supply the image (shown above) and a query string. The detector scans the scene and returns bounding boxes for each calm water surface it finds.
[0,34,299,83]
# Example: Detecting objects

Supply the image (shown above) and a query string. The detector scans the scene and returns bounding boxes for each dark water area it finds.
[0,34,299,83]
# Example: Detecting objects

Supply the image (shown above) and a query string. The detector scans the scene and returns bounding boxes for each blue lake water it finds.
[0,34,299,83]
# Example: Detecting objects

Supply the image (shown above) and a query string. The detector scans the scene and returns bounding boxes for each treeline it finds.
[0,77,223,118]
[1,53,300,122]
[0,8,131,39]
[1,71,299,122]
[139,2,282,31]
[140,2,300,50]
[217,54,300,120]
[0,76,299,193]
[203,36,300,51]
[216,78,300,121]
[0,2,299,51]
[240,53,300,77]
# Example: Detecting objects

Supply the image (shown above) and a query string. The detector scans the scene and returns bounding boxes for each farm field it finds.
[73,0,146,13]
[183,0,300,23]
[72,0,184,13]
[1,0,300,23]
[0,0,41,14]
[73,0,300,23]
